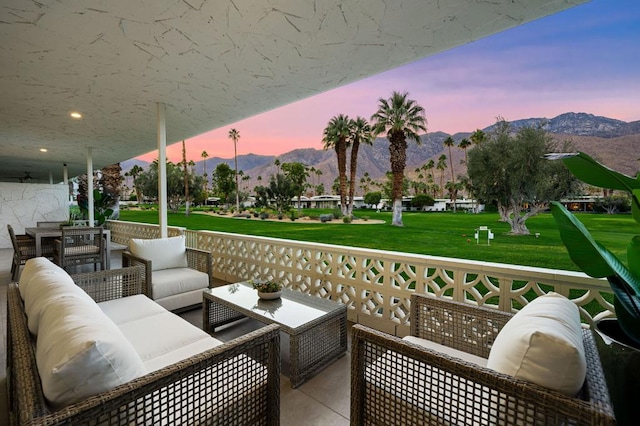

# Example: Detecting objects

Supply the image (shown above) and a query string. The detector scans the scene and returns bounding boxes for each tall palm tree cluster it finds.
[322,114,373,218]
[323,91,427,226]
[323,91,489,227]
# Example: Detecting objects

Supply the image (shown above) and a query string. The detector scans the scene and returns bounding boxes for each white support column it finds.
[157,102,168,238]
[87,148,95,227]
[63,163,70,202]
[62,163,69,185]
[49,171,53,184]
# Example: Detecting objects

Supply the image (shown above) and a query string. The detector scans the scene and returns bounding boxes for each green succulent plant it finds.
[546,152,640,346]
[249,279,283,293]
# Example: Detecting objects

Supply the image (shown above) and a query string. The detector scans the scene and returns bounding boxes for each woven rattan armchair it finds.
[7,266,281,426]
[351,294,615,426]
[123,246,213,311]
[53,226,105,271]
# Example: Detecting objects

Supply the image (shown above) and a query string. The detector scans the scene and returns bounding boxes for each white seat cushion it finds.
[403,336,488,367]
[129,236,188,271]
[151,267,209,300]
[36,292,146,407]
[486,292,586,395]
[366,347,493,425]
[99,295,222,372]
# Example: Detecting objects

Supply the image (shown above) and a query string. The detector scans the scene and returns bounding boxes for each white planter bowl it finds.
[257,290,282,300]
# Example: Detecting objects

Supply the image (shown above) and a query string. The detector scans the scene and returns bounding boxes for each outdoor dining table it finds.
[24,226,112,269]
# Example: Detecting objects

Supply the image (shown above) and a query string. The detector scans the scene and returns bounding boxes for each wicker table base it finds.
[203,282,347,388]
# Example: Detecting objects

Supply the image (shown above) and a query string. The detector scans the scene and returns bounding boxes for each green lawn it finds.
[118,208,636,272]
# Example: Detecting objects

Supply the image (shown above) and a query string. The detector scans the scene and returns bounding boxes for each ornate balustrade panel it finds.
[105,220,184,245]
[114,221,615,336]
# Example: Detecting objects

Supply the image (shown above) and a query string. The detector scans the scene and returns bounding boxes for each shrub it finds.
[342,215,352,224]
[320,214,333,223]
[332,208,343,219]
[411,193,435,209]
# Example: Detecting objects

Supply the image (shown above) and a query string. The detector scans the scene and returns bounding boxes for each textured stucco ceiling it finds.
[0,0,587,183]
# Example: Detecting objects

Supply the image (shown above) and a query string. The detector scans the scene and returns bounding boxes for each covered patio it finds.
[2,1,617,424]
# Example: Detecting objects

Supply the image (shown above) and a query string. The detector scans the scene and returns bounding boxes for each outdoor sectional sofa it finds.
[7,257,280,425]
[351,293,616,425]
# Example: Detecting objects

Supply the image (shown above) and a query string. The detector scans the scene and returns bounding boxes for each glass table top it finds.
[205,282,345,329]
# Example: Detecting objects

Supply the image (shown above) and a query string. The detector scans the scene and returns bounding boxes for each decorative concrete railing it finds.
[108,220,615,336]
[106,220,185,246]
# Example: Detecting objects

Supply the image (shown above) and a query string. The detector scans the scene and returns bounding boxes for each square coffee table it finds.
[203,282,347,388]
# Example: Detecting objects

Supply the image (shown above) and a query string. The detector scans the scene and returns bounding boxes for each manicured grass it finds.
[118,208,636,272]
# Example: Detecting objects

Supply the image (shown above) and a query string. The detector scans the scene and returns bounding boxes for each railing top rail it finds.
[195,229,607,289]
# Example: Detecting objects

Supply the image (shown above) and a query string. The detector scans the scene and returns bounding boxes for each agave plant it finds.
[546,152,640,346]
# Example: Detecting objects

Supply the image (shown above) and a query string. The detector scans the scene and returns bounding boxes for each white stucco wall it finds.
[0,183,69,249]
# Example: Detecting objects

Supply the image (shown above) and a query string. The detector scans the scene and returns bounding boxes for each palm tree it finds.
[458,138,471,166]
[425,159,435,186]
[437,154,447,198]
[443,136,456,183]
[182,140,190,216]
[322,114,351,216]
[201,150,209,192]
[347,116,373,216]
[470,129,486,146]
[469,129,486,213]
[228,128,241,213]
[371,91,427,226]
[445,181,463,212]
[124,164,144,205]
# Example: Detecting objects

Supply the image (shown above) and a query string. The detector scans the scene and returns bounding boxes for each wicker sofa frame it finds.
[122,247,213,308]
[7,266,281,426]
[351,294,615,426]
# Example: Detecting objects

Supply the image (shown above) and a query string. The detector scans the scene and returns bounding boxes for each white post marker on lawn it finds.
[475,226,494,246]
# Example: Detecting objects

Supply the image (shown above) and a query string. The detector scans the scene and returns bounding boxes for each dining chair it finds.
[8,224,37,280]
[53,226,106,272]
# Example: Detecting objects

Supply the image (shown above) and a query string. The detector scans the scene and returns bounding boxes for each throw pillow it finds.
[129,235,188,271]
[486,292,586,395]
[36,294,146,407]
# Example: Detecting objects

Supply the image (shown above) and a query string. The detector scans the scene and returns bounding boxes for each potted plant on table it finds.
[546,152,640,424]
[250,279,283,299]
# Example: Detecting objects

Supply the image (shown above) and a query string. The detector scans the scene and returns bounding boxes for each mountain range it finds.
[122,112,640,194]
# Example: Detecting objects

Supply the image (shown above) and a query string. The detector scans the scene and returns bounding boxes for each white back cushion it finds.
[19,258,94,335]
[36,294,146,407]
[19,257,56,299]
[487,292,586,395]
[129,236,188,271]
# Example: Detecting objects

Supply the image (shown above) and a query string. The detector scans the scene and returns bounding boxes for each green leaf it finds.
[550,202,614,277]
[632,189,640,225]
[612,285,640,346]
[545,152,640,191]
[628,236,640,284]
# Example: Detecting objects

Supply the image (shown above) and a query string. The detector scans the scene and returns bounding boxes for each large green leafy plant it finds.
[546,152,640,346]
[79,189,114,226]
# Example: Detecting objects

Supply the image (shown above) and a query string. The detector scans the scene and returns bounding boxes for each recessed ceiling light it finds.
[70,112,82,119]
[40,148,48,152]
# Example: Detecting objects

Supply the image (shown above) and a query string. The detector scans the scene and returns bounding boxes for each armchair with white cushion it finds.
[351,293,615,425]
[122,235,213,312]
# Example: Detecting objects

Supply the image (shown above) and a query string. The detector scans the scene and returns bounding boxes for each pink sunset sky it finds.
[138,0,640,163]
